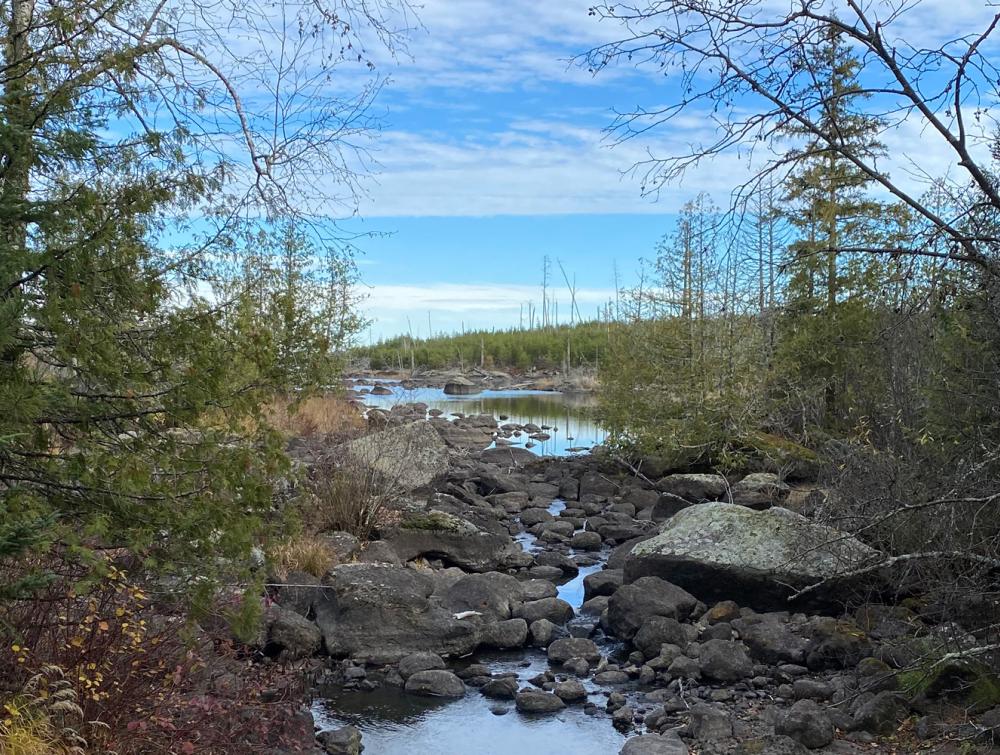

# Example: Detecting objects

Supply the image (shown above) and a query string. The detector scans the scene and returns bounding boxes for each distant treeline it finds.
[355,321,612,371]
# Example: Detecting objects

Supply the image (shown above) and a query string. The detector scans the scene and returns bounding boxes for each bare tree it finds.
[584,0,1000,274]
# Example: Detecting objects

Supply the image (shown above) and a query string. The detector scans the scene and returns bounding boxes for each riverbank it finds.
[263,414,999,755]
[346,366,599,395]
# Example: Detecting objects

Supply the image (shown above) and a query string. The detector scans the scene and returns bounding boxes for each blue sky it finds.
[328,0,998,339]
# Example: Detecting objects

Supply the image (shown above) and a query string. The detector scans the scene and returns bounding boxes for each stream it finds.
[348,380,606,457]
[312,495,630,754]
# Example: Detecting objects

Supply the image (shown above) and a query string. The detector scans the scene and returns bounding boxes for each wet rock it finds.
[634,617,688,660]
[554,679,588,702]
[731,472,790,509]
[477,618,529,649]
[619,733,689,755]
[515,597,574,625]
[317,725,362,755]
[655,473,728,502]
[547,637,601,664]
[397,651,445,679]
[535,550,579,575]
[564,658,591,677]
[520,507,554,526]
[581,596,609,616]
[515,689,566,713]
[584,569,624,600]
[607,576,699,640]
[404,669,466,698]
[613,705,635,730]
[481,677,520,699]
[625,503,881,610]
[775,699,835,749]
[314,564,477,660]
[698,640,753,681]
[261,605,321,661]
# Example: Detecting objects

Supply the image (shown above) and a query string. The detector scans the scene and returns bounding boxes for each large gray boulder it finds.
[313,564,478,660]
[383,510,516,572]
[441,572,525,620]
[261,605,321,661]
[624,503,881,610]
[339,421,449,491]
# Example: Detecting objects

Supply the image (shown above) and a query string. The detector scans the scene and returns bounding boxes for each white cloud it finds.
[359,282,618,338]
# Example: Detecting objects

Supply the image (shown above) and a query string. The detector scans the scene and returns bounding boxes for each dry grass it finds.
[268,535,337,579]
[264,394,365,440]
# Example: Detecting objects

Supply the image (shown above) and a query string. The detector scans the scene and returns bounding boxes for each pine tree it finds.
[777,24,892,426]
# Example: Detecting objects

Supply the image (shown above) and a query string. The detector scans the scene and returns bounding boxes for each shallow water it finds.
[314,651,627,755]
[351,381,606,456]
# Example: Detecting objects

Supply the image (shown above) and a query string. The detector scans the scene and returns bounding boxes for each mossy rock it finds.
[399,511,465,533]
[734,432,821,480]
[899,659,1000,713]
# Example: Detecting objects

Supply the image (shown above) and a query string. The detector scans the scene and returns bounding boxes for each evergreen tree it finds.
[777,25,892,426]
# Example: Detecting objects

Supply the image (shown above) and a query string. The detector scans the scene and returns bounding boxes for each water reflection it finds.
[350,382,606,456]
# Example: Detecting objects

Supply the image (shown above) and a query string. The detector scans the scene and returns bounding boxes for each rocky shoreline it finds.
[266,416,1000,755]
[345,367,598,395]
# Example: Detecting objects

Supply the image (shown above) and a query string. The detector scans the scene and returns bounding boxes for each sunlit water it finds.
[349,381,606,456]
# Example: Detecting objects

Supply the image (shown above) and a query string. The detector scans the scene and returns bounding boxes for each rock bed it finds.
[270,421,1000,755]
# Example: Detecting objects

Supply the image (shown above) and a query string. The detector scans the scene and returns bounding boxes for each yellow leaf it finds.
[98,621,109,632]
[70,636,84,647]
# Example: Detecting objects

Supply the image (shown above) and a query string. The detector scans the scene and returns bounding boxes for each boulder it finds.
[397,652,445,679]
[655,473,728,502]
[261,605,321,661]
[339,421,449,491]
[404,669,466,698]
[553,679,588,702]
[688,703,734,742]
[624,503,881,610]
[698,640,753,681]
[441,572,525,621]
[477,619,529,649]
[731,472,790,509]
[313,564,477,660]
[515,689,566,713]
[571,531,603,551]
[738,615,811,665]
[444,377,481,395]
[383,510,515,572]
[481,677,519,699]
[619,733,689,755]
[607,576,699,640]
[634,617,687,660]
[515,597,574,625]
[775,699,835,749]
[583,569,624,600]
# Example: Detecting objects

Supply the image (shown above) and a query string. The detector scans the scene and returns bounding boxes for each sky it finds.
[328,0,999,340]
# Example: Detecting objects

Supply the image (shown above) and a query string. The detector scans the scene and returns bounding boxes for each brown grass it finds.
[268,535,337,579]
[264,393,365,440]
